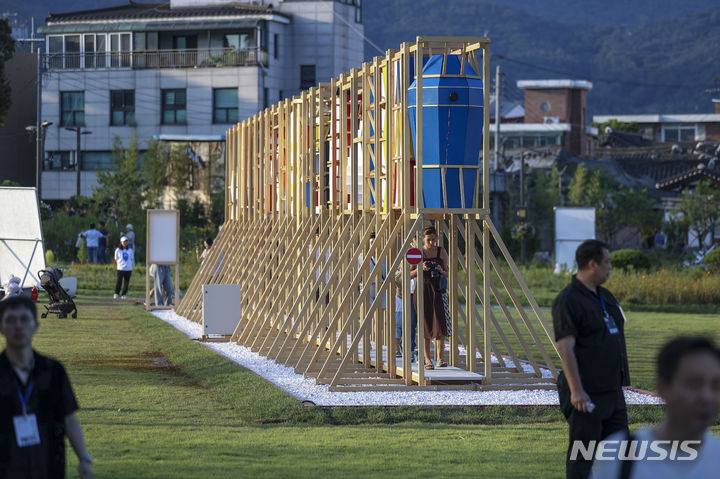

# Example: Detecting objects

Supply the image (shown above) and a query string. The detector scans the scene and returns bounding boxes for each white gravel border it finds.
[151,310,663,407]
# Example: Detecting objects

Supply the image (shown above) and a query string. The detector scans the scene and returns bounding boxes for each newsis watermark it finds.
[570,439,702,461]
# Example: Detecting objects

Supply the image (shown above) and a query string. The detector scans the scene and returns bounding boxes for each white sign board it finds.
[147,210,179,264]
[203,284,242,336]
[554,207,595,274]
[0,187,46,288]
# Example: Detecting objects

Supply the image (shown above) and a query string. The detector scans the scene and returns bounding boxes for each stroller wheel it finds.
[41,313,48,318]
[72,312,77,319]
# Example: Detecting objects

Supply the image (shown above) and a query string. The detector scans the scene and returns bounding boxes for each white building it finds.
[38,0,364,200]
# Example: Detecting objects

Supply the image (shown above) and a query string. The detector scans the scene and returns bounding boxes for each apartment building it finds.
[38,0,364,200]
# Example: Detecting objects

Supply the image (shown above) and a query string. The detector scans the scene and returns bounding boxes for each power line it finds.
[494,54,715,90]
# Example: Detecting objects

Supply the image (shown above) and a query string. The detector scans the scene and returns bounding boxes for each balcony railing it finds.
[44,48,267,71]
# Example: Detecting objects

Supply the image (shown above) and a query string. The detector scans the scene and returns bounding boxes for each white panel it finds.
[147,210,178,263]
[554,207,595,274]
[0,187,46,287]
[555,207,595,240]
[202,284,242,336]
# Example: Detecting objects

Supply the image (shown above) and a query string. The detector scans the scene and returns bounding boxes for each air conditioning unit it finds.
[544,116,559,124]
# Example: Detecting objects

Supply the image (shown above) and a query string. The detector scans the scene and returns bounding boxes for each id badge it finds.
[13,414,41,447]
[603,313,619,335]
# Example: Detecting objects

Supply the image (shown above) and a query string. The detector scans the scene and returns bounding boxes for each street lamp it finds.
[25,121,52,202]
[65,127,92,197]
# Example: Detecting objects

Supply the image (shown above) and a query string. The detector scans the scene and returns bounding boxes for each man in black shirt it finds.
[0,296,93,479]
[552,239,630,479]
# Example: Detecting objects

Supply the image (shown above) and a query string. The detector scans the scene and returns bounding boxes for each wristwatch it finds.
[79,453,93,464]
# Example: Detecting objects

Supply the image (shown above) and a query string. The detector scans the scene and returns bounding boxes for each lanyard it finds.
[587,291,608,316]
[15,380,34,416]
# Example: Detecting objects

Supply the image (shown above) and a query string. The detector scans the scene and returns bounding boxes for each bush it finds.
[704,248,720,270]
[77,242,87,264]
[45,249,55,265]
[610,249,650,271]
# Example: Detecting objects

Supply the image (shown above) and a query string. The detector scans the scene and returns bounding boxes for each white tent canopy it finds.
[0,187,46,289]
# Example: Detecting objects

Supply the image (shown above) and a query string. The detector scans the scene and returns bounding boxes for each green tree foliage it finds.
[677,180,720,250]
[567,164,661,243]
[590,119,639,133]
[142,140,192,208]
[0,19,14,127]
[0,179,20,186]
[93,134,144,223]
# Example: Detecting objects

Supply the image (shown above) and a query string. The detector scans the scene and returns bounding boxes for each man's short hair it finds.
[99,221,105,227]
[0,295,38,323]
[657,337,720,384]
[575,239,609,270]
[89,223,95,229]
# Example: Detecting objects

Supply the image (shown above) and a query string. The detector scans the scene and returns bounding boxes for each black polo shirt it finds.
[552,276,630,393]
[0,351,79,479]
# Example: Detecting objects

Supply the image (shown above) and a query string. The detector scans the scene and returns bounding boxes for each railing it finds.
[44,48,267,71]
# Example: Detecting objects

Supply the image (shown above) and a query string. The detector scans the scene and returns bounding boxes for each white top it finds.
[589,427,720,479]
[126,230,135,249]
[83,229,103,247]
[115,247,134,271]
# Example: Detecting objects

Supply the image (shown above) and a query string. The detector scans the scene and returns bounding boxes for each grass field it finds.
[26,291,719,478]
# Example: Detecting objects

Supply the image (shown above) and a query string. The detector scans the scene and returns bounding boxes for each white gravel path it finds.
[152,310,663,407]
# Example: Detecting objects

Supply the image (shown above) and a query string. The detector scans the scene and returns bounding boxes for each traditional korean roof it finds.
[656,164,720,190]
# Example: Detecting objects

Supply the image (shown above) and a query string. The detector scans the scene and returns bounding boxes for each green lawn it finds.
[26,292,719,478]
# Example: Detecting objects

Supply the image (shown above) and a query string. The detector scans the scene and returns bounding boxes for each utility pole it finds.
[35,47,42,202]
[494,64,500,172]
[65,127,92,197]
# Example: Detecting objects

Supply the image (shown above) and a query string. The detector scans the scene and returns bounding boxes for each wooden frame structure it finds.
[177,37,560,391]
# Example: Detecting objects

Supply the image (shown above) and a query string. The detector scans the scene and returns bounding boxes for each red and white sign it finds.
[405,248,423,265]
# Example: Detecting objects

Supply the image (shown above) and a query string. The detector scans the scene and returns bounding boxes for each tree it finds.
[93,134,144,224]
[0,19,15,127]
[677,180,720,251]
[566,164,661,244]
[568,164,607,207]
[142,140,191,208]
[590,118,639,133]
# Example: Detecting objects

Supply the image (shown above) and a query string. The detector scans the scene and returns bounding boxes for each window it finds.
[111,90,135,126]
[83,34,106,68]
[663,126,696,142]
[224,33,252,50]
[65,35,81,68]
[147,32,158,51]
[174,35,198,50]
[133,32,145,51]
[82,151,114,170]
[213,88,238,124]
[110,33,131,67]
[274,33,279,59]
[162,89,187,124]
[45,151,72,171]
[61,92,84,126]
[354,0,362,23]
[300,65,316,90]
[48,36,63,69]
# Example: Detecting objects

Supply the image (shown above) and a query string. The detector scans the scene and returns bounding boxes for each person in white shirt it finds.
[589,337,720,479]
[113,236,134,300]
[80,224,103,265]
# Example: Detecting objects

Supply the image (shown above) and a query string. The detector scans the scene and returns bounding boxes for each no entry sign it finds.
[405,248,423,265]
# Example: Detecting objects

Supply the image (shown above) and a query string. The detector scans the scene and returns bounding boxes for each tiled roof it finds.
[46,1,285,23]
[656,165,720,190]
